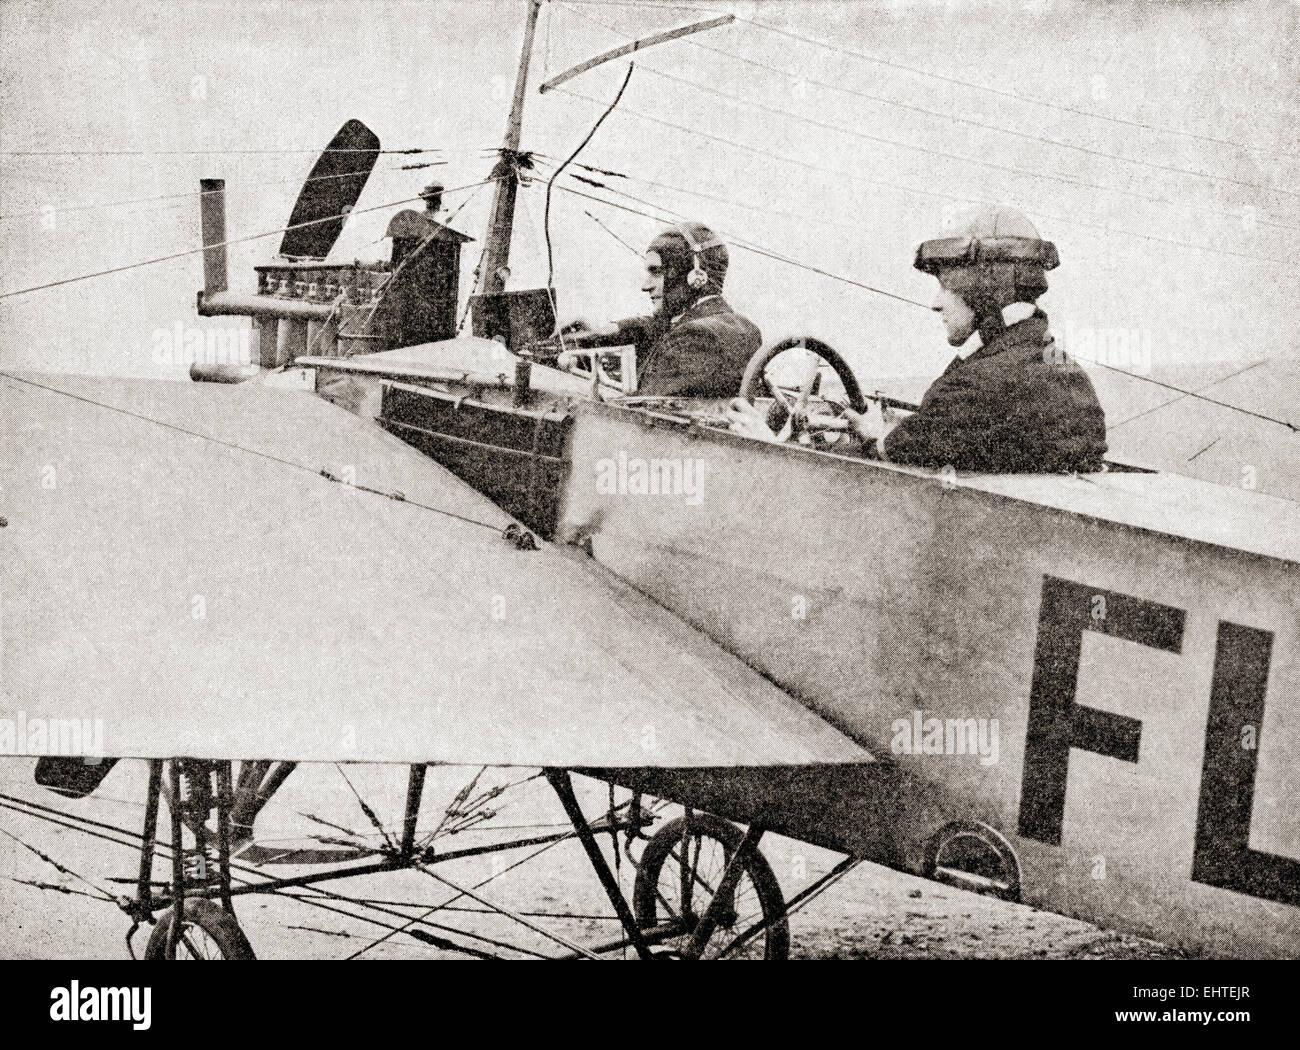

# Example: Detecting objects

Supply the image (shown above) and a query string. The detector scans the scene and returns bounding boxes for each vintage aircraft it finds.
[2,0,1296,960]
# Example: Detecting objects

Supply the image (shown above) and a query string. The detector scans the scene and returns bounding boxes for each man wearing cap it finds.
[561,221,762,397]
[848,206,1108,473]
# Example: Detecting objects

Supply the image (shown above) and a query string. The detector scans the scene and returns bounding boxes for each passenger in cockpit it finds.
[847,206,1108,474]
[561,221,762,397]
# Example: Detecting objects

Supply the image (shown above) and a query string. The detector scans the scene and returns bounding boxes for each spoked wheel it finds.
[738,336,868,443]
[144,899,256,960]
[632,814,789,960]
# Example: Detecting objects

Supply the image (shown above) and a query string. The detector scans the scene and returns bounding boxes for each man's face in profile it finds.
[933,269,978,347]
[641,251,667,315]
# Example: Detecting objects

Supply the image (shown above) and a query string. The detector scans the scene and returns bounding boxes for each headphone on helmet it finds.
[672,223,722,290]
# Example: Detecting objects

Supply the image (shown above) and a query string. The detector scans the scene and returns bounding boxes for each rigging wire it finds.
[1108,359,1269,430]
[552,90,1298,269]
[561,160,924,249]
[0,161,440,223]
[1091,361,1297,433]
[0,790,535,959]
[0,146,456,157]
[442,177,489,225]
[555,180,929,308]
[675,35,1298,197]
[559,181,1300,434]
[0,176,502,300]
[561,156,1300,308]
[0,372,517,531]
[582,207,643,256]
[702,4,1298,160]
[551,90,993,208]
[0,797,144,855]
[633,63,1300,228]
[332,899,617,920]
[739,21,1300,160]
[343,826,578,960]
[574,162,627,179]
[0,823,118,903]
[556,1,1300,203]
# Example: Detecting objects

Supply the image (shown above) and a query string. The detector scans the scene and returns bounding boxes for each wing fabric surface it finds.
[1102,358,1300,503]
[0,374,870,769]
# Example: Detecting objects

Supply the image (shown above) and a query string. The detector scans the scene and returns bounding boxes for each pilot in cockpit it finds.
[729,206,1108,474]
[558,221,762,397]
[851,207,1107,473]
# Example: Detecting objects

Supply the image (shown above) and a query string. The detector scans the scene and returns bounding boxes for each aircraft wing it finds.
[1101,358,1300,503]
[0,372,870,770]
[298,336,596,398]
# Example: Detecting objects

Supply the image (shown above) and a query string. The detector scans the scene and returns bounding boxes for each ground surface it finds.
[0,759,1180,960]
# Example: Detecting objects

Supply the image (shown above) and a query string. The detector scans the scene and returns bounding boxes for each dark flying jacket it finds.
[883,311,1108,473]
[607,296,762,398]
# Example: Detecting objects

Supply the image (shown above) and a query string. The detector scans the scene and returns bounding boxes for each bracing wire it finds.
[633,64,1300,227]
[582,208,643,256]
[0,146,456,157]
[557,154,1298,294]
[556,159,926,251]
[556,1,1299,159]
[1091,362,1297,433]
[551,91,1297,269]
[0,160,462,222]
[557,181,1300,434]
[0,149,502,235]
[553,180,929,307]
[0,372,516,532]
[656,3,1298,160]
[1108,359,1269,431]
[547,10,1298,230]
[0,788,558,959]
[0,176,502,300]
[557,2,1299,208]
[623,17,1298,197]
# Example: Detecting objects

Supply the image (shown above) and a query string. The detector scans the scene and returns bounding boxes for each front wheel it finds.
[144,899,256,960]
[632,814,789,960]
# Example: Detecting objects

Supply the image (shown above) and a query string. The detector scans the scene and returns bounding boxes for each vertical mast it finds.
[479,0,543,296]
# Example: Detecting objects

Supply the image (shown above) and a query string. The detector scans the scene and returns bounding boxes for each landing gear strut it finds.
[548,772,790,961]
[136,758,249,960]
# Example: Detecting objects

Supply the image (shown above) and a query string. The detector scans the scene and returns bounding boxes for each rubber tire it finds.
[144,899,256,960]
[633,814,789,960]
[738,336,868,413]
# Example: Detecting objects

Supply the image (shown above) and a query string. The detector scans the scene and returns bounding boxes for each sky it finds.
[0,0,1297,391]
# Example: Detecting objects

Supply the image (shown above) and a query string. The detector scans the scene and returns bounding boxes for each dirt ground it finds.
[0,759,1180,960]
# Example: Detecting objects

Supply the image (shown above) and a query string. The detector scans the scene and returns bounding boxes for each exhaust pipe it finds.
[199,178,228,296]
[196,176,332,374]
